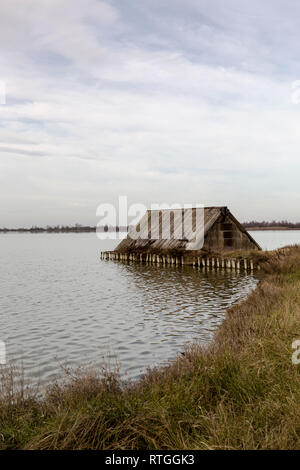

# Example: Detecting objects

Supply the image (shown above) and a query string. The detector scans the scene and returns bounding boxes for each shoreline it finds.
[1,227,300,234]
[1,245,299,449]
[246,227,300,231]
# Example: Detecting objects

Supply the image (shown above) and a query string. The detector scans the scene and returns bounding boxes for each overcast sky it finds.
[1,0,300,227]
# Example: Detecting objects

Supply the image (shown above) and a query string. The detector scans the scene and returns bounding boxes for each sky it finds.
[1,0,300,227]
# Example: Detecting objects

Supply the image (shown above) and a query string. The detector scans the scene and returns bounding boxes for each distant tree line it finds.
[1,221,299,232]
[243,220,300,229]
[0,224,130,233]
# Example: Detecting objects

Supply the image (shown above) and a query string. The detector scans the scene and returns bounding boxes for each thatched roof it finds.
[115,206,261,252]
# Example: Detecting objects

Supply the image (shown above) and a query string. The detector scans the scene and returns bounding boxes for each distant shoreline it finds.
[0,226,129,234]
[245,227,300,231]
[1,226,300,233]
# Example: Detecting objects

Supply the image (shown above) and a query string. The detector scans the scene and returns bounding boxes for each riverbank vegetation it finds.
[1,246,300,449]
[243,220,300,230]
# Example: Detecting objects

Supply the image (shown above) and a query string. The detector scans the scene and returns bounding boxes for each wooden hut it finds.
[115,206,261,253]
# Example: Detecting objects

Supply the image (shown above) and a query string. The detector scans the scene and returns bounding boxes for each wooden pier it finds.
[100,251,260,272]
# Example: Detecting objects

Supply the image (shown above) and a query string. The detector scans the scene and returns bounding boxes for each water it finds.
[249,230,300,251]
[2,230,297,385]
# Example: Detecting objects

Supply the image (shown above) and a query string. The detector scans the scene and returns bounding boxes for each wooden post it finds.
[244,259,247,271]
[236,260,240,270]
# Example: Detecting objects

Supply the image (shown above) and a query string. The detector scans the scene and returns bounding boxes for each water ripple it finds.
[0,234,259,385]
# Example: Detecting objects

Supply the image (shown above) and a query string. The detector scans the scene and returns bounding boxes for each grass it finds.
[0,246,300,449]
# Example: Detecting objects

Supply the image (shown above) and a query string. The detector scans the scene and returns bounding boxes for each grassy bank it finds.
[1,247,300,450]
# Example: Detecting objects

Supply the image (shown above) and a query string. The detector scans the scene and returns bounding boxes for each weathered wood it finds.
[101,250,261,273]
[115,206,261,253]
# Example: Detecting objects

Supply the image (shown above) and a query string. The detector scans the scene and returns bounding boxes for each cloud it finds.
[0,0,300,226]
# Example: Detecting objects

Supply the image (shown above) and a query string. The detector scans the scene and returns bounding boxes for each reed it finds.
[1,246,300,450]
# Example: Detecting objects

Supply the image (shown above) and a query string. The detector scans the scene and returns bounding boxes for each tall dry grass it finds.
[1,246,300,449]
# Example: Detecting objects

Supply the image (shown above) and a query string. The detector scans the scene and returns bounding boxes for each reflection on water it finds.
[1,234,258,385]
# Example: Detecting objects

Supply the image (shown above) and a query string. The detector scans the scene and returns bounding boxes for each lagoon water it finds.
[248,230,300,251]
[1,230,299,385]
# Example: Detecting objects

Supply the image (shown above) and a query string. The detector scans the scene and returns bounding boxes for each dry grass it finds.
[0,246,300,450]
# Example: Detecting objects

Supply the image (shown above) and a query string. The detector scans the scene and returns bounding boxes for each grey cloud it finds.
[0,0,300,226]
